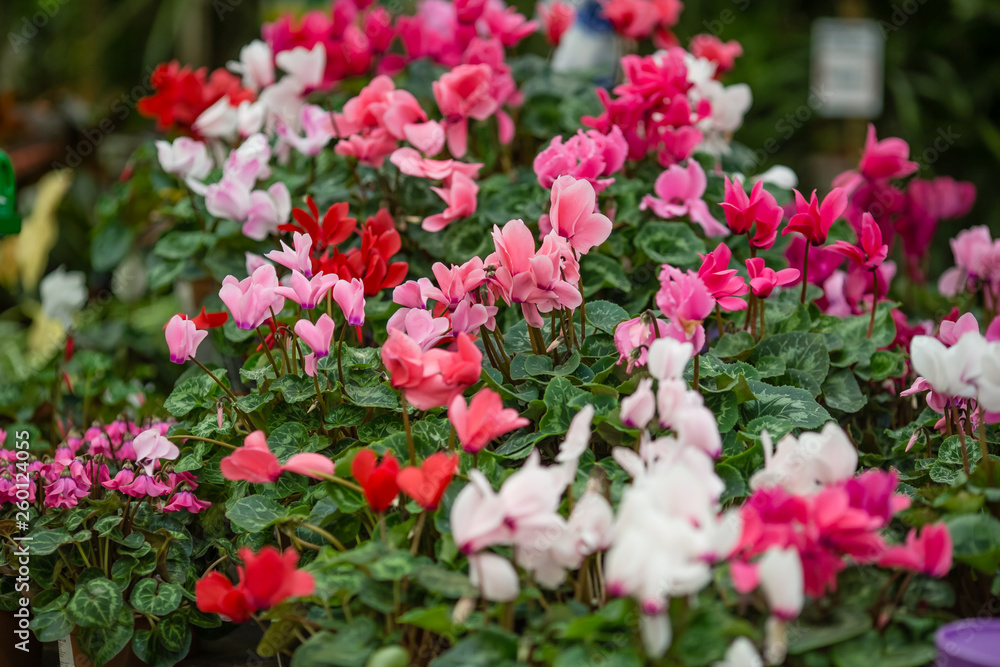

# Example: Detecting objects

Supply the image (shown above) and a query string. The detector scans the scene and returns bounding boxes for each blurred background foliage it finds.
[0,0,997,301]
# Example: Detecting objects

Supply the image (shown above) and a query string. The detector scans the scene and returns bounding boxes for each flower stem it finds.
[409,512,427,556]
[867,269,879,339]
[692,354,701,394]
[400,393,416,465]
[311,471,364,493]
[189,358,239,403]
[297,521,345,551]
[951,404,971,475]
[759,298,766,340]
[800,242,810,304]
[978,406,992,474]
[337,325,350,399]
[257,326,281,376]
[166,434,237,450]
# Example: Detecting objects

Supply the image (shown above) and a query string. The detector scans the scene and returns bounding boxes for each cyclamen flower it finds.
[267,232,315,276]
[536,1,575,46]
[333,278,366,326]
[422,172,479,232]
[164,491,211,513]
[278,104,336,157]
[533,127,627,192]
[655,265,715,335]
[689,34,743,75]
[196,547,314,623]
[274,271,339,310]
[449,388,530,453]
[546,175,613,254]
[858,123,919,181]
[720,177,783,249]
[614,316,671,372]
[350,449,400,512]
[156,137,213,185]
[433,64,500,158]
[380,330,483,410]
[698,244,748,311]
[745,258,799,298]
[219,264,286,330]
[877,523,953,577]
[397,453,459,510]
[294,314,336,357]
[640,160,728,237]
[783,187,847,246]
[829,212,888,270]
[244,183,292,241]
[164,315,208,363]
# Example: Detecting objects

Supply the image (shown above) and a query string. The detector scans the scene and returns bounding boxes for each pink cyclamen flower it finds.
[219,264,286,330]
[689,34,743,75]
[386,308,452,351]
[294,313,336,357]
[859,124,919,181]
[720,177,784,249]
[274,271,339,310]
[449,387,530,453]
[620,378,655,429]
[537,1,575,46]
[829,212,888,270]
[614,316,670,372]
[656,265,715,333]
[333,278,366,326]
[163,491,211,513]
[698,244,748,311]
[534,127,628,193]
[422,171,479,232]
[783,187,848,246]
[282,452,336,479]
[547,175,613,254]
[640,160,728,237]
[745,258,800,298]
[220,431,282,484]
[120,474,171,498]
[433,64,499,158]
[266,232,314,277]
[244,183,292,241]
[877,523,953,577]
[164,315,208,363]
[390,147,482,182]
[205,176,252,222]
[278,104,336,157]
[132,428,180,476]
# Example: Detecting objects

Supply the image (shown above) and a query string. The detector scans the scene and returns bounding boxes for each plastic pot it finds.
[935,618,1000,667]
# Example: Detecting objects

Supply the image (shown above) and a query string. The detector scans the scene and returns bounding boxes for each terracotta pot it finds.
[0,610,42,667]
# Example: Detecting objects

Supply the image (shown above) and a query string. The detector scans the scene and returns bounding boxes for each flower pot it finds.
[935,618,1000,667]
[0,611,42,667]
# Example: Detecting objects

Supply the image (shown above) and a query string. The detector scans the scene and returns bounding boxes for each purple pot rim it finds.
[935,618,1000,664]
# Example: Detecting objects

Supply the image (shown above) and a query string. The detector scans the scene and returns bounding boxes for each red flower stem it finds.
[867,269,879,339]
[400,393,416,465]
[979,406,992,474]
[800,242,810,304]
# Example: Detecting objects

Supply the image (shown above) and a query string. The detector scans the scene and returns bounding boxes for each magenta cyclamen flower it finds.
[219,264,286,330]
[333,278,366,326]
[164,315,208,364]
[640,160,728,237]
[858,123,919,181]
[121,474,171,498]
[163,491,212,513]
[433,64,500,158]
[829,212,888,270]
[274,271,339,310]
[697,244,748,311]
[745,258,800,298]
[533,127,627,192]
[294,313,336,357]
[719,177,783,249]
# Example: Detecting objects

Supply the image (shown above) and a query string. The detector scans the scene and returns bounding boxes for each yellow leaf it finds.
[15,169,74,291]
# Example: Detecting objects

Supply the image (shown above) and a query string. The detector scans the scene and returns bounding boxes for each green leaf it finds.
[29,608,73,642]
[944,513,1000,573]
[91,223,134,272]
[822,370,867,413]
[290,618,377,667]
[585,300,629,336]
[938,435,982,466]
[581,253,630,296]
[414,564,478,598]
[430,628,518,667]
[348,383,400,410]
[67,577,122,628]
[226,496,286,532]
[368,551,420,581]
[751,332,830,387]
[236,392,274,413]
[717,463,748,502]
[868,350,905,381]
[26,528,73,556]
[705,391,738,433]
[787,613,873,654]
[164,374,223,417]
[398,605,455,635]
[130,579,183,616]
[153,230,214,260]
[539,377,587,434]
[634,221,706,267]
[76,612,134,667]
[273,374,317,403]
[712,332,756,359]
[741,381,832,429]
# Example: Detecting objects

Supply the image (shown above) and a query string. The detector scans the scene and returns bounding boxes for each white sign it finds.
[811,18,884,119]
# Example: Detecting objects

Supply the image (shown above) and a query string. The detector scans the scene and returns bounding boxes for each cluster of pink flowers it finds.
[533,126,628,193]
[381,331,483,410]
[600,0,682,45]
[1,423,210,513]
[938,226,1000,307]
[735,424,951,601]
[584,49,711,166]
